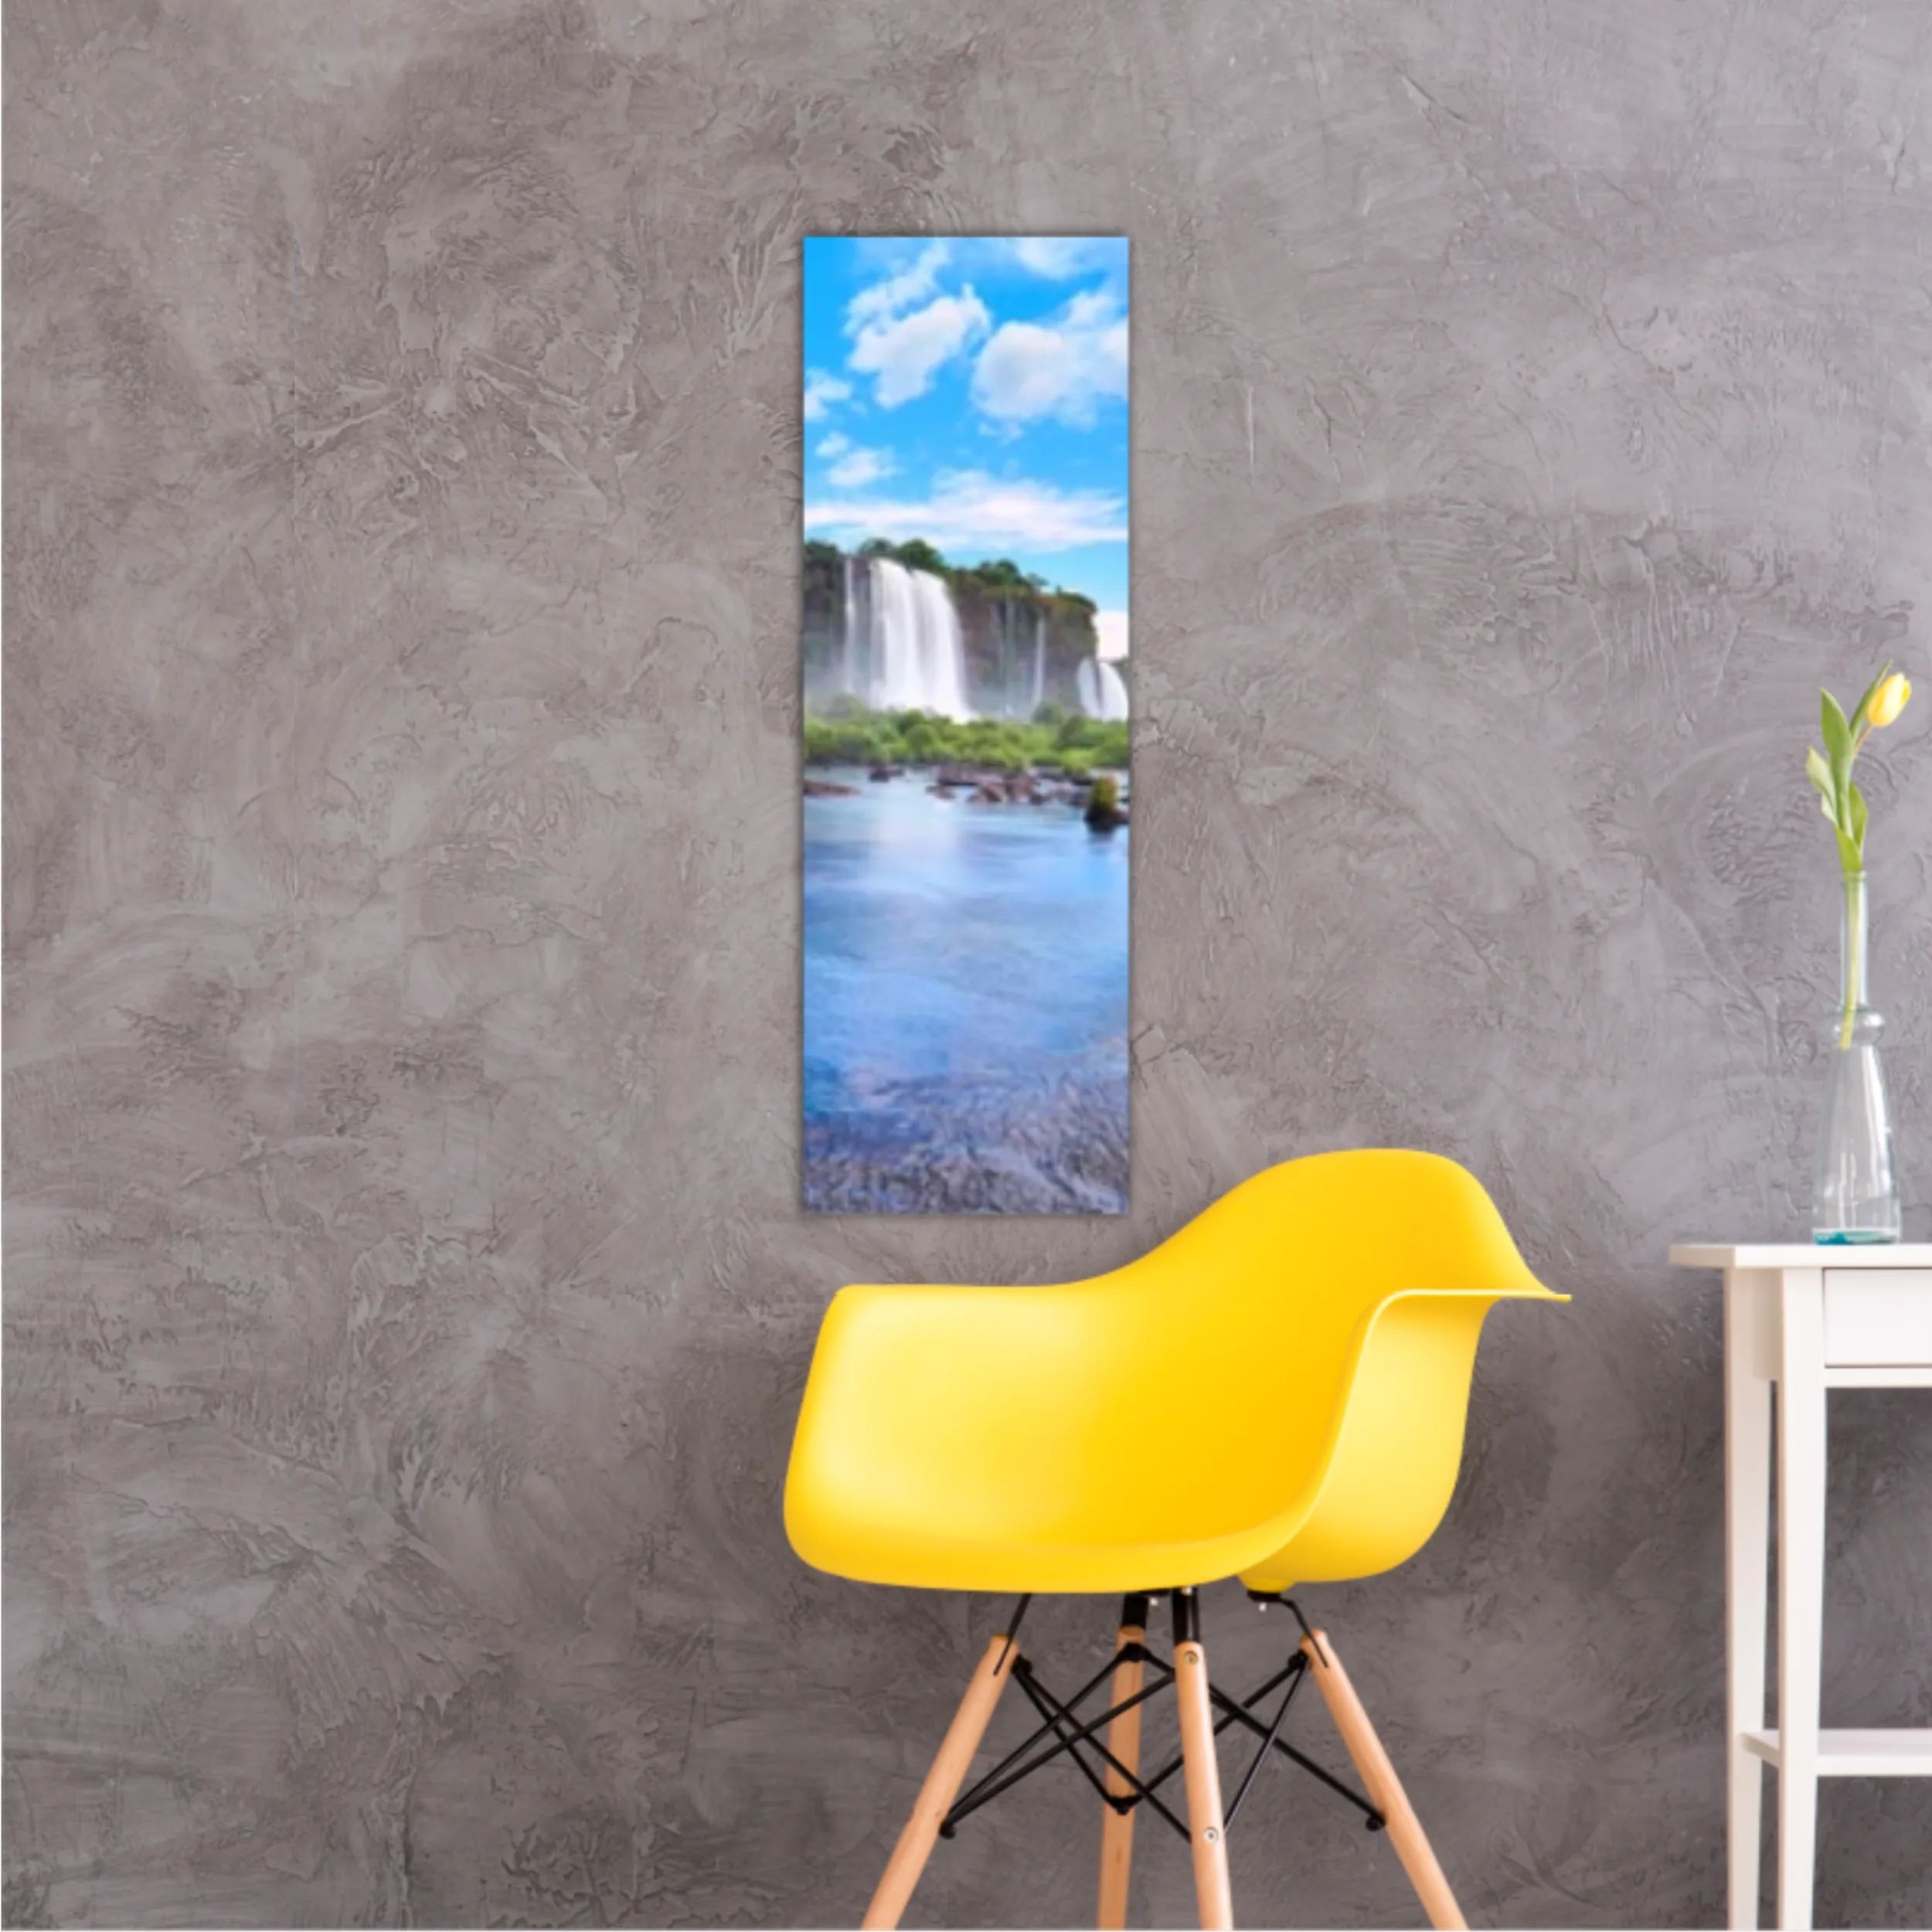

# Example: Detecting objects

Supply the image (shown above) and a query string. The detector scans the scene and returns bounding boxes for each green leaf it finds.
[1820,689,1854,774]
[1805,746,1835,804]
[1849,660,1893,736]
[1836,826,1864,875]
[1849,780,1869,850]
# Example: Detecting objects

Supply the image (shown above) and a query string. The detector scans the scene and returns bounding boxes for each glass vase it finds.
[1812,870,1901,1244]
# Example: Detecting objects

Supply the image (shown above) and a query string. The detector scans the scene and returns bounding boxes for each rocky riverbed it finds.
[805,761,1130,818]
[803,1067,1129,1214]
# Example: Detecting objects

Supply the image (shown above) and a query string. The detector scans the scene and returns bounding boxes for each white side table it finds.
[1670,1243,1932,1930]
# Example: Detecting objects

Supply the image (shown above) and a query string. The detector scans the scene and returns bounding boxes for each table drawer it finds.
[1824,1271,1932,1366]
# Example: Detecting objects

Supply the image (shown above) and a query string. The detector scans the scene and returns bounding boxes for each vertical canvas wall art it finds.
[801,237,1131,1214]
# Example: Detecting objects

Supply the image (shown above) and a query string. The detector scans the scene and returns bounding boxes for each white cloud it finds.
[1095,610,1129,661]
[804,369,852,421]
[845,240,951,333]
[849,289,991,407]
[1010,238,1103,277]
[815,432,852,457]
[804,469,1126,553]
[825,446,896,489]
[973,292,1128,425]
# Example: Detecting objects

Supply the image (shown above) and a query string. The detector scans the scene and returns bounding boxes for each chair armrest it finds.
[1237,1284,1563,1593]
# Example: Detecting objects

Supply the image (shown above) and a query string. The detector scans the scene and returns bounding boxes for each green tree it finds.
[963,557,1028,590]
[889,538,947,575]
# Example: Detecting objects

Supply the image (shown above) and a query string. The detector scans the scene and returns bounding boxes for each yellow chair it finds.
[785,1149,1564,1930]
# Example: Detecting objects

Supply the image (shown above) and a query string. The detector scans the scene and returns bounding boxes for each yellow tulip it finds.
[1866,672,1912,729]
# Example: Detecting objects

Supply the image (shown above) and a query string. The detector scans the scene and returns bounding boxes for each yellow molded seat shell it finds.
[784,1149,1563,1596]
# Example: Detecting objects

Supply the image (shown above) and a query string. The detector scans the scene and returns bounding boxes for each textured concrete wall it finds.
[6,2,1931,1926]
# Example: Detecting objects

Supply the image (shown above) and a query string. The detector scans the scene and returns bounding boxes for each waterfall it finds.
[998,599,1017,717]
[841,555,859,699]
[865,557,971,719]
[1077,655,1130,721]
[1030,610,1046,717]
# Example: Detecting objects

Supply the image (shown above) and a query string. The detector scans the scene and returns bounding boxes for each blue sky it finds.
[803,236,1129,651]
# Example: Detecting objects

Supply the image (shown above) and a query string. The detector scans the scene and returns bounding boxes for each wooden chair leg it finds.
[1301,1628,1467,1932]
[1172,1592,1234,1930]
[1097,1594,1149,1930]
[862,1631,1020,1930]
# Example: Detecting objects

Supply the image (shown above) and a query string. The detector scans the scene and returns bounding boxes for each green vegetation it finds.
[859,536,947,577]
[831,537,1096,618]
[804,701,1128,776]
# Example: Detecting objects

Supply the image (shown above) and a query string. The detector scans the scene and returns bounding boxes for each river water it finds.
[803,768,1129,1213]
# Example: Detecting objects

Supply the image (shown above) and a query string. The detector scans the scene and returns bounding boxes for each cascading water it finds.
[913,570,971,720]
[1077,655,1130,721]
[996,602,1046,719]
[841,554,859,699]
[858,557,972,719]
[996,598,1019,717]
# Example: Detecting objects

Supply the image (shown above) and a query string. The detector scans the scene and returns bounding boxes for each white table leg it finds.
[1777,1270,1826,1931]
[1726,1270,1774,1930]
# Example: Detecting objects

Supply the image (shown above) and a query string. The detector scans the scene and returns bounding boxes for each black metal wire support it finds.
[1010,1659,1192,1840]
[994,1595,1032,1669]
[937,1596,1385,1842]
[940,1644,1182,1837]
[1222,1655,1305,1829]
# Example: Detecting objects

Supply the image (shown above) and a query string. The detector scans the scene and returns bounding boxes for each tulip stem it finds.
[1838,869,1865,1053]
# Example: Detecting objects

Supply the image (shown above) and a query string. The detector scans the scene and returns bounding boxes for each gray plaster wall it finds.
[5,2,1931,1926]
